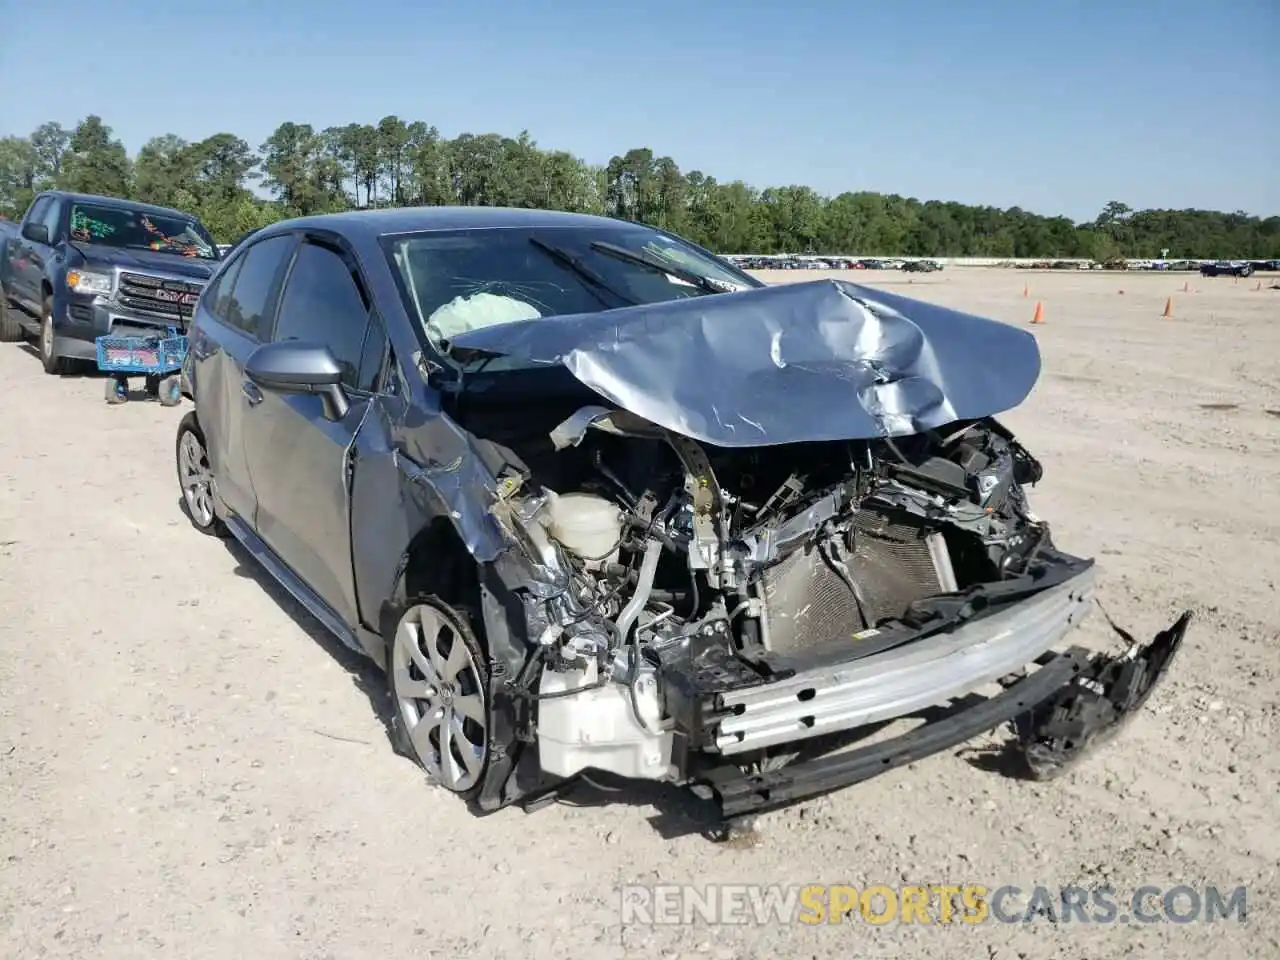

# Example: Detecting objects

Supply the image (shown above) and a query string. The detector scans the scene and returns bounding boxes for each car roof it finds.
[40,190,201,222]
[257,206,649,243]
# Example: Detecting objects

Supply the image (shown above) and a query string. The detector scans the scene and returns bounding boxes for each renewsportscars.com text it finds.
[619,883,1248,926]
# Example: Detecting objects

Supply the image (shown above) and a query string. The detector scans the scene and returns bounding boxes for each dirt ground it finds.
[1,269,1277,959]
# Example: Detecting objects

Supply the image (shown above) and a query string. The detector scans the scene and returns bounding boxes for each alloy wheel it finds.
[392,603,488,792]
[178,429,216,527]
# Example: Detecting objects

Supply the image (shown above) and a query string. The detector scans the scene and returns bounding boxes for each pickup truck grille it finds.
[117,272,205,324]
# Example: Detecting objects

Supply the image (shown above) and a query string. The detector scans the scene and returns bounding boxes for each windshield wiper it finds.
[527,237,636,307]
[589,240,735,295]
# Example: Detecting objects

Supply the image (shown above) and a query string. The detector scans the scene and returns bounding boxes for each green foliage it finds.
[0,115,1276,257]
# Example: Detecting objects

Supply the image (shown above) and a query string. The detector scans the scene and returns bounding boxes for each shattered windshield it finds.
[69,203,219,260]
[384,224,760,370]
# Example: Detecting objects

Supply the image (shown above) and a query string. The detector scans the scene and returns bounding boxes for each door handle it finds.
[241,380,263,406]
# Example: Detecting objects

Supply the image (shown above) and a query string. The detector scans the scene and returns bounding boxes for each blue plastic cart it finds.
[94,326,188,406]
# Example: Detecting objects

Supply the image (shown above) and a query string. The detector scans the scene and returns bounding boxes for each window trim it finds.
[354,310,392,396]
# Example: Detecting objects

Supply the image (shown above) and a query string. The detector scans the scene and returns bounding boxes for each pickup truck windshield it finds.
[385,224,759,371]
[68,203,218,261]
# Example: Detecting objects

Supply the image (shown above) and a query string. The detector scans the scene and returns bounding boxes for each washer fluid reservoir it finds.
[543,491,624,568]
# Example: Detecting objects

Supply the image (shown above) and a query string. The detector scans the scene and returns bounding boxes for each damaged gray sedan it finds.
[175,207,1190,824]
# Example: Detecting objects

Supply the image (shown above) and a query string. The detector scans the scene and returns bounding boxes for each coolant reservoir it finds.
[544,491,624,566]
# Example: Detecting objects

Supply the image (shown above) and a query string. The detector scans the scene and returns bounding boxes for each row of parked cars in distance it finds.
[721,252,1278,275]
[723,254,944,271]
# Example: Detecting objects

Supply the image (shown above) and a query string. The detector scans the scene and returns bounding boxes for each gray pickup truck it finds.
[0,191,221,374]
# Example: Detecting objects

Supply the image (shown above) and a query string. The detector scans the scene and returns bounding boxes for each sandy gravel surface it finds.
[1,269,1277,959]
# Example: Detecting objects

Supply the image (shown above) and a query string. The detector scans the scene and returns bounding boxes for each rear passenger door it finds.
[240,234,387,627]
[192,232,297,524]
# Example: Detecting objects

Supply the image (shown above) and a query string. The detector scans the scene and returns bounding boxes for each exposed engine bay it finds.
[449,390,1083,788]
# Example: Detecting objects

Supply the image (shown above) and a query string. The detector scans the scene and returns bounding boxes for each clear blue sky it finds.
[2,0,1275,221]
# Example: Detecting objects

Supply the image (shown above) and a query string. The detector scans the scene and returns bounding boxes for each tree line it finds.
[1,115,1276,259]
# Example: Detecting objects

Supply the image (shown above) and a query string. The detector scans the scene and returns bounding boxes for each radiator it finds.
[758,509,956,655]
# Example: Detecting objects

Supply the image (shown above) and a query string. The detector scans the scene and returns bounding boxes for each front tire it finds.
[387,597,491,797]
[175,412,228,537]
[38,297,74,375]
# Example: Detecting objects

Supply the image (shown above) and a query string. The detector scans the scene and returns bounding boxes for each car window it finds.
[39,198,62,240]
[273,240,372,390]
[384,224,760,372]
[23,197,50,238]
[202,251,245,324]
[223,234,293,339]
[66,202,218,260]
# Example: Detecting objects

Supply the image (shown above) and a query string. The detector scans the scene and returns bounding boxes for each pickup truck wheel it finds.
[158,375,182,407]
[387,598,490,798]
[38,298,72,375]
[0,297,23,342]
[175,412,228,537]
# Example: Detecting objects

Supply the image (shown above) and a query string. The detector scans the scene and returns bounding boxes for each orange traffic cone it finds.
[1030,301,1044,324]
[1256,280,1263,291]
[1162,297,1174,318]
[1183,281,1191,293]
[1023,282,1029,298]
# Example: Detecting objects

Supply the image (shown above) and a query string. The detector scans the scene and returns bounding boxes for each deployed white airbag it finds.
[427,291,542,341]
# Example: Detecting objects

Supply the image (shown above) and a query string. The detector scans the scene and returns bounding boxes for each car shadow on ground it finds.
[16,343,127,385]
[533,715,972,841]
[16,341,86,371]
[174,497,397,747]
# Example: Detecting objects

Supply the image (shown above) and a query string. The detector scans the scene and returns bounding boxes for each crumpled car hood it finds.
[447,278,1041,447]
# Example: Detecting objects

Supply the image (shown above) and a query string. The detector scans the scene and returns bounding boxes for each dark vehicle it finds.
[0,191,220,373]
[901,259,941,273]
[175,207,1189,825]
[1199,260,1254,278]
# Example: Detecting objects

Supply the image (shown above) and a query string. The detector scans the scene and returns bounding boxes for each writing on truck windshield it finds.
[386,225,757,371]
[68,203,218,260]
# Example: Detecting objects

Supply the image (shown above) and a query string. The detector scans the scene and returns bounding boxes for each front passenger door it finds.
[240,236,386,628]
[12,196,51,305]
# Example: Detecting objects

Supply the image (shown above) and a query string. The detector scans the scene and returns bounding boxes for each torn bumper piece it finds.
[1016,608,1192,780]
[698,608,1191,820]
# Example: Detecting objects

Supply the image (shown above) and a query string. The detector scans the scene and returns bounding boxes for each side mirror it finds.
[22,223,50,245]
[244,340,350,421]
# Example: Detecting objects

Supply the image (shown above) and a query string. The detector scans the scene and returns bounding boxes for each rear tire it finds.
[105,378,128,404]
[175,412,228,537]
[0,296,23,342]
